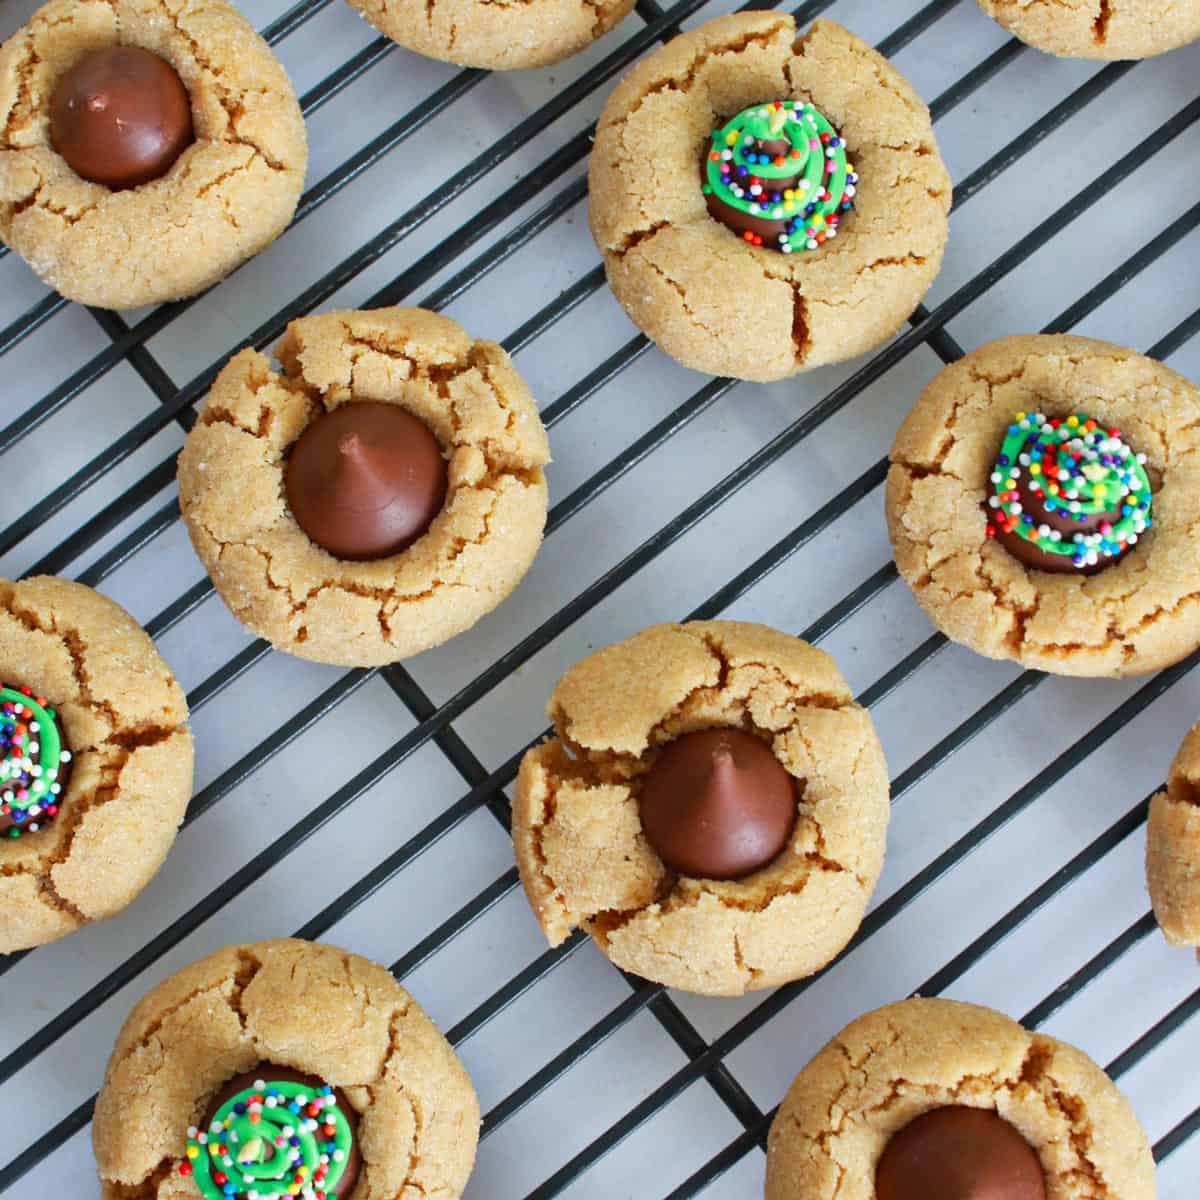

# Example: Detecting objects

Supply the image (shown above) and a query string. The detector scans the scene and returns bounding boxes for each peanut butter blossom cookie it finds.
[589,14,951,382]
[0,685,73,838]
[1147,719,1200,949]
[766,998,1156,1200]
[0,0,306,309]
[0,575,192,953]
[887,334,1200,677]
[985,412,1152,574]
[977,0,1200,60]
[177,307,549,667]
[94,939,480,1200]
[701,100,857,253]
[512,620,890,996]
[343,0,635,70]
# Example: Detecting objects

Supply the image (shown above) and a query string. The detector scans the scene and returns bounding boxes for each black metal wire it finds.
[2,0,1198,1193]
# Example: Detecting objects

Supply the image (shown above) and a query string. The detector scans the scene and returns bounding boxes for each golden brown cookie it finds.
[0,575,193,953]
[977,0,1200,60]
[343,0,634,69]
[93,938,481,1200]
[887,334,1200,678]
[1148,720,1200,947]
[588,14,952,383]
[511,620,890,996]
[766,997,1156,1200]
[0,0,307,310]
[177,306,551,668]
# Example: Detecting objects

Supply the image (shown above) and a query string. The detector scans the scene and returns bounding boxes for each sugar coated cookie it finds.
[0,575,193,952]
[512,620,890,996]
[0,0,307,309]
[342,0,635,70]
[766,997,1156,1200]
[977,0,1200,60]
[887,334,1200,677]
[1148,719,1200,947]
[178,306,551,667]
[93,938,480,1199]
[588,14,951,382]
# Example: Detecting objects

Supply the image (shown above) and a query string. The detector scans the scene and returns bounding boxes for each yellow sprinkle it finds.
[1067,416,1079,427]
[1015,411,1026,421]
[1029,464,1041,476]
[186,1147,199,1161]
[725,131,737,146]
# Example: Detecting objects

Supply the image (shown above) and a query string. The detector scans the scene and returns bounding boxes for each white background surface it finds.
[1,0,1199,1195]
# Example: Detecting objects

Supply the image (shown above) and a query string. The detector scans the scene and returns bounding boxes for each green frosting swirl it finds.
[185,1079,354,1199]
[701,100,857,252]
[1,684,70,837]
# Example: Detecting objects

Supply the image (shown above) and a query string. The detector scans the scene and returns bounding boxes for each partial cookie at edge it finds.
[1148,720,1200,947]
[0,0,307,309]
[765,997,1156,1200]
[344,0,636,70]
[93,938,480,1200]
[0,575,193,953]
[977,0,1200,60]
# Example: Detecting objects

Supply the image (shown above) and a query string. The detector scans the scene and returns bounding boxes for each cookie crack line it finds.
[617,20,793,129]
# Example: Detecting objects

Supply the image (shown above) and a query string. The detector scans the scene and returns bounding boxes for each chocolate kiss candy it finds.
[875,1106,1047,1200]
[285,401,448,562]
[49,46,194,190]
[198,1064,362,1200]
[638,727,797,880]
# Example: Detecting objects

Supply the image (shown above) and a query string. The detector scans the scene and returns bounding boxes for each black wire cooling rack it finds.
[2,0,1199,1194]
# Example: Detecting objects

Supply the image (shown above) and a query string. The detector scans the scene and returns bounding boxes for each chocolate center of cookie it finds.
[284,401,449,561]
[50,46,194,190]
[638,727,797,880]
[186,1064,362,1200]
[700,100,857,252]
[985,411,1152,574]
[875,1106,1047,1200]
[0,683,72,840]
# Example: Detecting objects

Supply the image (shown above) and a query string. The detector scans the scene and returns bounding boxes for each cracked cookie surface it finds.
[511,620,890,996]
[177,306,550,667]
[587,14,952,383]
[1148,719,1200,948]
[343,0,634,70]
[0,575,193,953]
[886,334,1200,678]
[93,938,481,1200]
[977,0,1200,60]
[765,997,1156,1200]
[0,0,307,309]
